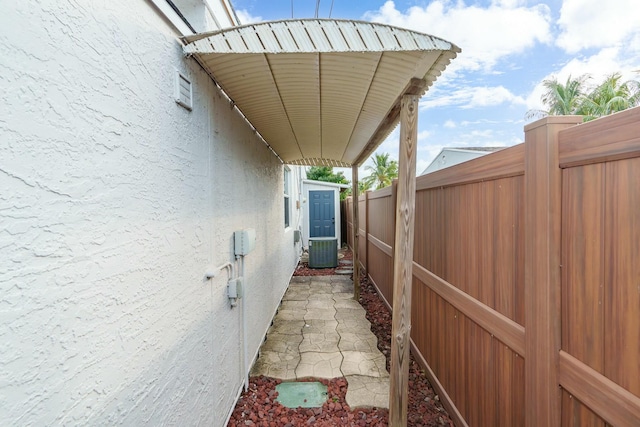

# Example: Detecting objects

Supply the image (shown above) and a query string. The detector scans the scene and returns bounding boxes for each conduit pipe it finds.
[206,258,247,391]
[237,254,249,392]
[205,262,235,280]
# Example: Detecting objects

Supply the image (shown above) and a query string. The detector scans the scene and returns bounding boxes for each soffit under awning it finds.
[183,19,459,167]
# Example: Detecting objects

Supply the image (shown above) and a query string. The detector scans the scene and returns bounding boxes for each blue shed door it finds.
[309,190,335,237]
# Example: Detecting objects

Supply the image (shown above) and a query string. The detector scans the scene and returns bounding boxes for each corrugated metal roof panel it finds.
[338,22,367,51]
[288,158,351,167]
[223,30,247,51]
[184,19,457,54]
[286,23,315,51]
[305,21,333,51]
[322,22,350,51]
[353,22,383,50]
[183,19,459,166]
[236,26,264,50]
[393,29,419,50]
[375,27,400,50]
[270,23,297,50]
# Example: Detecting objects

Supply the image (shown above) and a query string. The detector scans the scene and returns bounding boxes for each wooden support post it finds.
[352,165,360,300]
[523,116,582,427]
[363,190,369,276]
[389,94,419,426]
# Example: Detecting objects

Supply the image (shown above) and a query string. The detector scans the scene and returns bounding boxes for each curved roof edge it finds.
[183,18,460,55]
[287,158,352,168]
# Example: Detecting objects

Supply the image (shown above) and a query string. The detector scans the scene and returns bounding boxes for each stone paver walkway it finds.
[251,275,389,409]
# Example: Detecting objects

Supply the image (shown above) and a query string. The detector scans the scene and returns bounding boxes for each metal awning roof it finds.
[183,19,459,167]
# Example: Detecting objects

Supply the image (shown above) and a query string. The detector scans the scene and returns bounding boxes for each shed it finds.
[301,179,349,249]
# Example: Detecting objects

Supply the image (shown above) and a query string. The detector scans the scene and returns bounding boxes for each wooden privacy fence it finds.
[343,108,640,427]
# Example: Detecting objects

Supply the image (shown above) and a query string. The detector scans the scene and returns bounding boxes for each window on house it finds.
[284,168,291,228]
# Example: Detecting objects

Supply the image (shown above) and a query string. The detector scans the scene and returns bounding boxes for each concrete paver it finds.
[332,292,354,300]
[340,350,388,378]
[344,375,390,409]
[280,300,308,310]
[299,332,340,353]
[251,351,300,380]
[250,275,390,409]
[304,308,337,321]
[296,351,343,378]
[337,332,380,353]
[261,333,303,354]
[336,317,371,334]
[268,319,305,335]
[303,319,338,334]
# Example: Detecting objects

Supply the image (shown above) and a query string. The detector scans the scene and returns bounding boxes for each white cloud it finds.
[417,130,431,141]
[467,86,526,108]
[491,0,527,7]
[460,119,518,126]
[556,0,640,53]
[235,9,262,24]
[465,129,494,139]
[443,120,456,128]
[421,85,525,110]
[363,0,552,73]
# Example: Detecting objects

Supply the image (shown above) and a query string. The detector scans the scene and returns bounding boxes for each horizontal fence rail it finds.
[343,107,640,427]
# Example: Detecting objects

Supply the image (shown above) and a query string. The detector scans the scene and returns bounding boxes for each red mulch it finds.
[228,250,453,426]
[292,248,353,276]
[358,276,453,427]
[228,377,388,427]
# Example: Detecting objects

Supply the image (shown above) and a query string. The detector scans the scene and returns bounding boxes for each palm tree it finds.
[363,153,398,190]
[343,180,372,198]
[358,180,372,193]
[578,73,640,121]
[527,73,640,122]
[526,74,588,120]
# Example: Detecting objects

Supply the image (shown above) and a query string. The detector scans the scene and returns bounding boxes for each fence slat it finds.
[413,263,525,356]
[523,116,581,427]
[559,106,640,167]
[559,351,640,426]
[352,166,360,300]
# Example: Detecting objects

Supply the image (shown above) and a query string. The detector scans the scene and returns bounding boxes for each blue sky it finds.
[231,0,640,174]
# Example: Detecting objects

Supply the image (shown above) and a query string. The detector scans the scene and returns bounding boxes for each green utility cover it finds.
[275,382,328,408]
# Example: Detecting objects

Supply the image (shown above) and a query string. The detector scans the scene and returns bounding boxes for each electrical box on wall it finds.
[234,228,256,256]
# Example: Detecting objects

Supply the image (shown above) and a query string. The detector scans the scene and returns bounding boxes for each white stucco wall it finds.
[170,0,237,32]
[0,1,300,425]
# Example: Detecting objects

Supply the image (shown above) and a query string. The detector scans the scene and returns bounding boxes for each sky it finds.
[230,0,640,175]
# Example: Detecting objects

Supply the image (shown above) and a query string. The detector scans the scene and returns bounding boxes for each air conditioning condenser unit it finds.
[308,237,338,268]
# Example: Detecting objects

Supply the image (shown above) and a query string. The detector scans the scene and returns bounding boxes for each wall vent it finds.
[308,237,338,268]
[175,71,192,110]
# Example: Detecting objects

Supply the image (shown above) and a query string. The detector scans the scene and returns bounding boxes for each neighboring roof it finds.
[421,146,506,175]
[445,147,505,153]
[183,19,459,167]
[302,179,350,189]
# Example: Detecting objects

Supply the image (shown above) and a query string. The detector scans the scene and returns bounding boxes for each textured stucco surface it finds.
[0,1,300,425]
